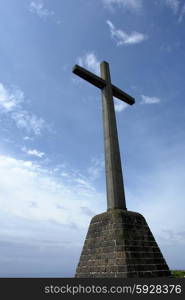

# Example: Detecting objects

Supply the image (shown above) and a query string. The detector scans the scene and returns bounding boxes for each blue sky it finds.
[0,0,185,277]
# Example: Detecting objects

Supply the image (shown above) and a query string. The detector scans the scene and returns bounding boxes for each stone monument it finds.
[72,61,171,277]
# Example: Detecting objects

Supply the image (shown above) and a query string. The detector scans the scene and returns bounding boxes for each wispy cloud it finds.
[1,141,185,274]
[165,0,180,14]
[11,111,46,135]
[29,0,54,19]
[141,94,161,104]
[77,52,100,75]
[107,20,148,46]
[0,83,23,112]
[80,206,95,217]
[103,0,143,11]
[22,147,45,158]
[114,98,128,112]
[158,0,185,22]
[87,157,104,180]
[23,136,34,141]
[178,3,185,22]
[0,154,104,226]
[0,83,48,135]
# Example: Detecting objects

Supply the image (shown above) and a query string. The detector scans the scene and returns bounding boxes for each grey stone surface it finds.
[75,209,172,278]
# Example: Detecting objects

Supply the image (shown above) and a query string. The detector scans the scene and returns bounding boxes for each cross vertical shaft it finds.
[101,61,126,210]
[72,61,135,211]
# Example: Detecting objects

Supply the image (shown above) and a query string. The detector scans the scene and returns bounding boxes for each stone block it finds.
[75,209,172,278]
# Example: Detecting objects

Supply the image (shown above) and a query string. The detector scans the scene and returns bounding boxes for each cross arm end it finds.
[112,85,135,105]
[72,64,106,89]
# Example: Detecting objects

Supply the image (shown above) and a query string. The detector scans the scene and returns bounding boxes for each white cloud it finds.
[131,161,185,242]
[22,147,45,158]
[114,98,128,112]
[74,177,95,191]
[0,154,105,227]
[80,206,95,217]
[0,147,185,273]
[23,136,34,141]
[165,0,180,13]
[141,94,161,104]
[11,111,45,135]
[158,0,185,22]
[87,157,104,180]
[29,0,54,18]
[0,83,47,135]
[178,3,185,22]
[103,0,143,11]
[0,83,23,112]
[107,20,148,46]
[77,52,100,75]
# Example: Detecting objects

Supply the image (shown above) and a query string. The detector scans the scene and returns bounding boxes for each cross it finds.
[72,61,135,210]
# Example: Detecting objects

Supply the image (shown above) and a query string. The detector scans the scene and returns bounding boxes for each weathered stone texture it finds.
[75,209,172,278]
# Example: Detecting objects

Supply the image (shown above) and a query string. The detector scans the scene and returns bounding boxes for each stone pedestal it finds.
[75,209,172,278]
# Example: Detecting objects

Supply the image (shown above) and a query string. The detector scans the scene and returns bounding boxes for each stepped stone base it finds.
[75,209,172,278]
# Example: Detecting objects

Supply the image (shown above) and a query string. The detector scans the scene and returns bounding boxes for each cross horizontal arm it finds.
[73,64,135,106]
[112,85,135,105]
[72,65,106,89]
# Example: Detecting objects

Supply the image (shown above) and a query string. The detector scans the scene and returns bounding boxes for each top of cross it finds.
[72,61,135,106]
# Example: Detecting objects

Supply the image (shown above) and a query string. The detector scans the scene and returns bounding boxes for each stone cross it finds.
[72,61,135,210]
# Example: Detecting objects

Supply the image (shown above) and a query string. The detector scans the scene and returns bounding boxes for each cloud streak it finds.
[178,3,185,22]
[87,157,104,180]
[77,52,100,75]
[29,0,54,19]
[141,94,161,104]
[103,0,143,11]
[22,147,45,158]
[1,141,185,275]
[165,0,180,14]
[107,20,148,46]
[114,98,128,112]
[0,154,105,226]
[158,0,185,22]
[0,83,23,112]
[0,83,48,135]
